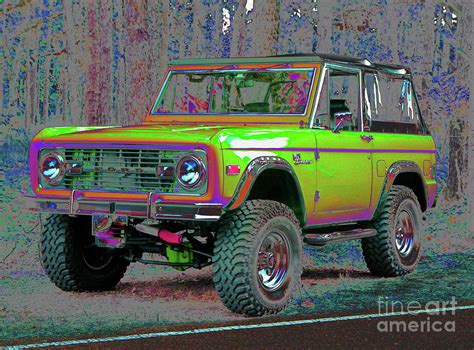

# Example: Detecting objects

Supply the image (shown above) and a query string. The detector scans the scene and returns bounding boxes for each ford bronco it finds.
[28,54,437,316]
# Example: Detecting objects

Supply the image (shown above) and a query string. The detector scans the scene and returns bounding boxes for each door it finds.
[311,66,373,225]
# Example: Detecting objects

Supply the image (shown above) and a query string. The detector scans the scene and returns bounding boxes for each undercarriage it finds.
[91,215,216,270]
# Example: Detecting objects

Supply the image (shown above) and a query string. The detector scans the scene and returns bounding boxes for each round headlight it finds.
[177,155,205,188]
[40,152,65,185]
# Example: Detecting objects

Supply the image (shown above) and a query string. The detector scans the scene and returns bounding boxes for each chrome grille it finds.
[62,148,178,193]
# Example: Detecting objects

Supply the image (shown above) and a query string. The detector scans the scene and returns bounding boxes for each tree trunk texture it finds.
[1,0,472,207]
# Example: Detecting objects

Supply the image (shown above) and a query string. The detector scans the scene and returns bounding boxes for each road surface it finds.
[5,305,473,349]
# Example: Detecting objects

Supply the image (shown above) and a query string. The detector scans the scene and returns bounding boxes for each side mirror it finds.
[333,111,353,133]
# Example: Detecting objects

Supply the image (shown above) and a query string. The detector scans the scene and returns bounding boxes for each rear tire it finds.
[362,185,422,277]
[41,214,129,291]
[212,200,303,316]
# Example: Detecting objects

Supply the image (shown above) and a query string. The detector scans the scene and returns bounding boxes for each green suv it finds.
[28,54,437,316]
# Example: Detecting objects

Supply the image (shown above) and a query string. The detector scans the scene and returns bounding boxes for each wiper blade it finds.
[248,64,291,71]
[213,63,291,72]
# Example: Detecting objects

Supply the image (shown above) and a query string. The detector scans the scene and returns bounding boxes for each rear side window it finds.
[363,73,423,134]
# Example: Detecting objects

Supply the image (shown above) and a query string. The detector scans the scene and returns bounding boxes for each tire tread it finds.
[212,200,302,316]
[41,214,128,292]
[362,185,422,277]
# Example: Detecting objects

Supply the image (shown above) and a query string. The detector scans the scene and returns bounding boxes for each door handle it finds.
[361,135,373,142]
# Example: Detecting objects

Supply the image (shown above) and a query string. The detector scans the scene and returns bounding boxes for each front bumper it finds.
[25,192,223,221]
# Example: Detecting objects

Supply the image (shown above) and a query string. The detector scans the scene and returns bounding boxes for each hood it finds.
[33,124,230,146]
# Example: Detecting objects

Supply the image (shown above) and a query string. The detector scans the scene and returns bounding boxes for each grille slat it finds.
[79,167,158,171]
[63,179,174,185]
[61,148,179,193]
[69,162,174,166]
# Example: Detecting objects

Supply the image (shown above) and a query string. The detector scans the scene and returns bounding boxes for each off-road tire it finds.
[40,214,129,291]
[362,185,422,277]
[212,200,303,316]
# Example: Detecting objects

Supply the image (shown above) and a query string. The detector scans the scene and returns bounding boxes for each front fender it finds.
[372,161,428,220]
[224,156,306,222]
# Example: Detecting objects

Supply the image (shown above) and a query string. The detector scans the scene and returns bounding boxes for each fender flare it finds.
[224,156,307,225]
[372,161,428,220]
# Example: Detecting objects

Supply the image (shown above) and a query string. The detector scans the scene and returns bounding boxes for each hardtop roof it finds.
[169,53,410,76]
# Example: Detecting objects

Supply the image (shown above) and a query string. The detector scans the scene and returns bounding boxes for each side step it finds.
[304,228,377,246]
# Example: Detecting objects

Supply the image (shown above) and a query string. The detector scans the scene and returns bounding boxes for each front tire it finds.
[41,214,129,291]
[212,200,303,316]
[362,185,423,277]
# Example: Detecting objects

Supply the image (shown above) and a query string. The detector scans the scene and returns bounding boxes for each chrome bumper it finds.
[25,194,223,221]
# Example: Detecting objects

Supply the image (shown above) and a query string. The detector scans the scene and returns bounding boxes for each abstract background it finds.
[1,0,472,343]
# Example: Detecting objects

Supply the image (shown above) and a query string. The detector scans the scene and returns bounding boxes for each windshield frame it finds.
[148,64,318,118]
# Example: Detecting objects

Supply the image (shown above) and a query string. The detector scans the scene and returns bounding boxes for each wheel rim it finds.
[395,209,415,257]
[81,240,114,270]
[257,230,290,291]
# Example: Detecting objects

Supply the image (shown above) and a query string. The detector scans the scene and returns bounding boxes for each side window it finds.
[328,69,360,131]
[364,73,422,134]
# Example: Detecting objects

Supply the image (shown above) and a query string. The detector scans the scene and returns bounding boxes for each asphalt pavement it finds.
[5,305,473,349]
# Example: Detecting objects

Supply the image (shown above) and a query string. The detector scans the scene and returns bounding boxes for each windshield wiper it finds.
[212,63,291,72]
[247,64,291,71]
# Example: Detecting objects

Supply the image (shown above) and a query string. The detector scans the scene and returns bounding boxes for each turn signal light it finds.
[226,164,240,175]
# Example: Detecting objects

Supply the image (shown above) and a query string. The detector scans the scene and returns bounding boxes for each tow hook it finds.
[135,223,184,244]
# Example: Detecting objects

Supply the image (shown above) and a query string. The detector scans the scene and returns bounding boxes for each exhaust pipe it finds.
[135,223,183,245]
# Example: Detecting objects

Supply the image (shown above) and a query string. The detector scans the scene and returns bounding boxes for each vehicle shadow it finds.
[302,267,376,280]
[112,267,375,301]
[115,274,219,301]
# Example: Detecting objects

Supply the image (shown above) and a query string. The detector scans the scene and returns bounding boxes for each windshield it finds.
[151,68,314,115]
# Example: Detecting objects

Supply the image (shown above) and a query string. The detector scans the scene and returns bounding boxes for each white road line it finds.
[5,305,473,349]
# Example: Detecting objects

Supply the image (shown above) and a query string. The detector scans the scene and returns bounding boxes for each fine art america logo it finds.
[377,297,457,333]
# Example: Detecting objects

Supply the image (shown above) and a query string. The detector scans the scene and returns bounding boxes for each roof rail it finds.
[274,53,411,74]
[169,53,410,75]
[273,53,373,67]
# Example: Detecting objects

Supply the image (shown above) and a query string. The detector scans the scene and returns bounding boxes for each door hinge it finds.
[314,149,320,160]
[314,191,320,202]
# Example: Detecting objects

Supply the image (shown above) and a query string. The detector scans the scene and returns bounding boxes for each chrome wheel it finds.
[257,230,290,291]
[395,210,415,257]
